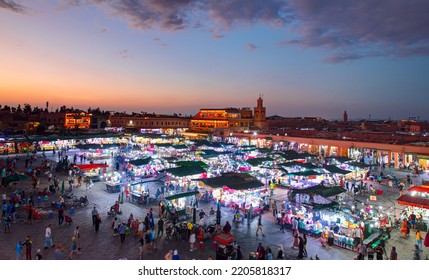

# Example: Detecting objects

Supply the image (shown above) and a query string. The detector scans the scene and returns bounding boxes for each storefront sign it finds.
[370,195,377,201]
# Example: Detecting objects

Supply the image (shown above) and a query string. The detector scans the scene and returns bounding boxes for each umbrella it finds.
[4,173,29,185]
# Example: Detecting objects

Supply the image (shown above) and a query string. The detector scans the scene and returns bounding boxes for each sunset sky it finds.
[1,0,429,120]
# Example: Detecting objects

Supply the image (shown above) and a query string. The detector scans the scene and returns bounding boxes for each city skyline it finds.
[1,0,429,120]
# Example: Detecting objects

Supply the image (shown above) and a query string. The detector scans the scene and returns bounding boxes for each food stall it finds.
[398,184,429,231]
[103,171,123,193]
[127,157,153,178]
[215,233,235,260]
[198,173,267,215]
[128,180,163,205]
[164,191,199,221]
[74,163,108,182]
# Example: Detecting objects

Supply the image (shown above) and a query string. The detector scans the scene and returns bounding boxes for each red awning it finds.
[408,186,429,193]
[74,164,109,171]
[397,194,429,210]
[214,233,234,246]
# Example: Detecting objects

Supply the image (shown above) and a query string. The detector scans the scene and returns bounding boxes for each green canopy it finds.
[291,184,327,196]
[4,173,29,185]
[164,166,207,177]
[199,172,264,190]
[292,185,346,198]
[323,165,353,175]
[175,161,209,168]
[128,157,152,166]
[288,170,323,176]
[258,148,271,154]
[155,143,173,147]
[320,186,346,198]
[165,191,199,200]
[246,157,274,166]
[200,150,232,159]
[310,201,339,211]
[172,144,188,150]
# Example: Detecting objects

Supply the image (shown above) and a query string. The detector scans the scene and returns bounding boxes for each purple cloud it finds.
[282,0,429,62]
[246,43,258,51]
[0,0,27,13]
[86,0,429,61]
[7,0,429,62]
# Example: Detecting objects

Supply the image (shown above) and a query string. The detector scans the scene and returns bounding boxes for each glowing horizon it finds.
[1,1,429,120]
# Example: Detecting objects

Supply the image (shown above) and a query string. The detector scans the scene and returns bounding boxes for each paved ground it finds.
[0,151,428,260]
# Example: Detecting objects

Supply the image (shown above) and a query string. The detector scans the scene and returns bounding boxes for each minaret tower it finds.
[343,110,348,122]
[254,95,267,130]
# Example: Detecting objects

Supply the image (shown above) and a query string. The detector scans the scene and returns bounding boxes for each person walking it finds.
[302,234,308,257]
[297,236,305,259]
[189,230,196,251]
[119,222,127,244]
[15,241,23,260]
[157,217,164,238]
[68,236,80,259]
[43,224,54,249]
[94,214,102,232]
[58,206,64,226]
[416,229,423,251]
[23,235,32,260]
[256,214,265,237]
[91,207,98,226]
[390,246,398,260]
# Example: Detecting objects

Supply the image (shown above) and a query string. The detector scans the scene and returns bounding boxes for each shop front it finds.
[74,163,108,182]
[103,171,123,193]
[164,191,199,221]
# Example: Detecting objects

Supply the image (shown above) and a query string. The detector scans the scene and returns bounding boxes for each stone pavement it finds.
[0,152,427,260]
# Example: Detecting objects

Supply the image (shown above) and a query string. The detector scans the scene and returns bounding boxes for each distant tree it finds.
[23,103,32,114]
[11,107,16,113]
[16,104,22,113]
[88,107,92,113]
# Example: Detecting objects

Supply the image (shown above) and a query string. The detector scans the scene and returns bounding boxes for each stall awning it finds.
[323,165,353,175]
[288,170,324,176]
[175,161,209,169]
[320,186,346,198]
[74,164,109,171]
[201,150,232,159]
[128,157,152,166]
[310,201,339,211]
[165,191,199,200]
[4,173,29,185]
[397,194,429,210]
[246,157,274,166]
[172,144,188,150]
[199,172,264,190]
[408,186,429,193]
[163,166,206,177]
[291,185,345,198]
